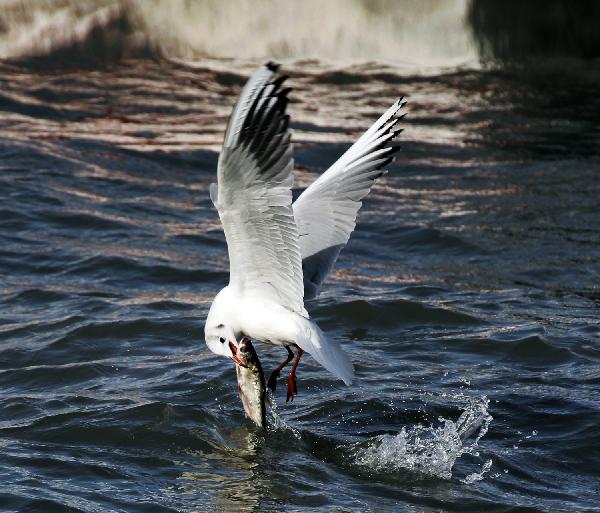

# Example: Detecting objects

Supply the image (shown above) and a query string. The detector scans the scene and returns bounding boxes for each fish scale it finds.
[234,337,268,429]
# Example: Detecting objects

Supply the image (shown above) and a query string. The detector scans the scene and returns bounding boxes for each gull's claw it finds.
[268,346,295,395]
[286,373,298,402]
[285,346,303,402]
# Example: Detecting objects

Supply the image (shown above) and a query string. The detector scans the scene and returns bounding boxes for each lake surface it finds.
[1,48,599,513]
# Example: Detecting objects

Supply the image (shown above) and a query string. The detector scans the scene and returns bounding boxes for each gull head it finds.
[204,287,238,361]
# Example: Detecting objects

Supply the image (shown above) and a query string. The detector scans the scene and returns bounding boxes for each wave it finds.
[0,1,151,65]
[500,335,576,366]
[0,0,477,67]
[315,298,482,328]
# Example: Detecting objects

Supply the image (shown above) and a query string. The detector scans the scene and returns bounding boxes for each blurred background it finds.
[1,0,600,68]
[1,2,599,513]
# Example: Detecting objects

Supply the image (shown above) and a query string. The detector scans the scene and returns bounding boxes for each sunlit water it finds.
[1,3,600,512]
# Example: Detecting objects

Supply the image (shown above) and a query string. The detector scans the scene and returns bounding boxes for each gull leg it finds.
[267,346,294,393]
[286,347,303,403]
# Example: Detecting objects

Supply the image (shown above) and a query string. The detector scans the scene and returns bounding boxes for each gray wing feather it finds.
[209,182,218,206]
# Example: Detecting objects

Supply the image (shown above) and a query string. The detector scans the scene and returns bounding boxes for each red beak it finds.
[229,340,247,368]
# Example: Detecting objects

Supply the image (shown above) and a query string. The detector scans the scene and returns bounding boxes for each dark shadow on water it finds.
[467,0,600,157]
[468,0,600,62]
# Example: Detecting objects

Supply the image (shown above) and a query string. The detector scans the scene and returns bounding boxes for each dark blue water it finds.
[1,48,599,513]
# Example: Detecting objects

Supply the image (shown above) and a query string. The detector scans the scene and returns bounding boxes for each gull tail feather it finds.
[296,319,354,385]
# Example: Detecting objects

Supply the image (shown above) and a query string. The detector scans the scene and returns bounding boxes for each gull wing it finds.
[213,63,307,317]
[293,98,406,299]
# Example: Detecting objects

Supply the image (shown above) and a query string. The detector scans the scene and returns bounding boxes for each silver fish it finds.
[232,337,267,429]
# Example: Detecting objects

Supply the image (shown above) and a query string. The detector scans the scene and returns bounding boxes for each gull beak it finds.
[229,340,247,368]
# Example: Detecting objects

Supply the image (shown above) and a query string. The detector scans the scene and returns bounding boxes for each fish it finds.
[231,336,267,429]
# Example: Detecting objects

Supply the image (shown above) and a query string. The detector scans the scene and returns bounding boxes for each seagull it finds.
[204,63,405,401]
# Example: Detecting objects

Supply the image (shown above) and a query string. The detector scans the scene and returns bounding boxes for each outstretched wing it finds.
[213,63,307,317]
[293,98,406,299]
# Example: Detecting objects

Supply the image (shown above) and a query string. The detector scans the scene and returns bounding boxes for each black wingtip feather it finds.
[277,87,293,98]
[240,64,291,140]
[387,144,402,156]
[271,75,290,91]
[275,91,291,113]
[271,75,288,89]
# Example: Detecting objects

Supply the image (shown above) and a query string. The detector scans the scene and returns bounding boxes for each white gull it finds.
[204,63,405,401]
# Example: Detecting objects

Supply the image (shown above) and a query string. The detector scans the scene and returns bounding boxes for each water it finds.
[1,2,600,512]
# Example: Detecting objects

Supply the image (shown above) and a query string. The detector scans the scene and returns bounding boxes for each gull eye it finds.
[219,337,225,343]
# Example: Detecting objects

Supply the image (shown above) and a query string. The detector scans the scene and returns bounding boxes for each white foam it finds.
[350,397,492,480]
[0,0,479,67]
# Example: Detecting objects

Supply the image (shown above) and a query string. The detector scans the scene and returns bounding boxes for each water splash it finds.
[264,392,301,438]
[350,397,492,480]
[463,458,493,484]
